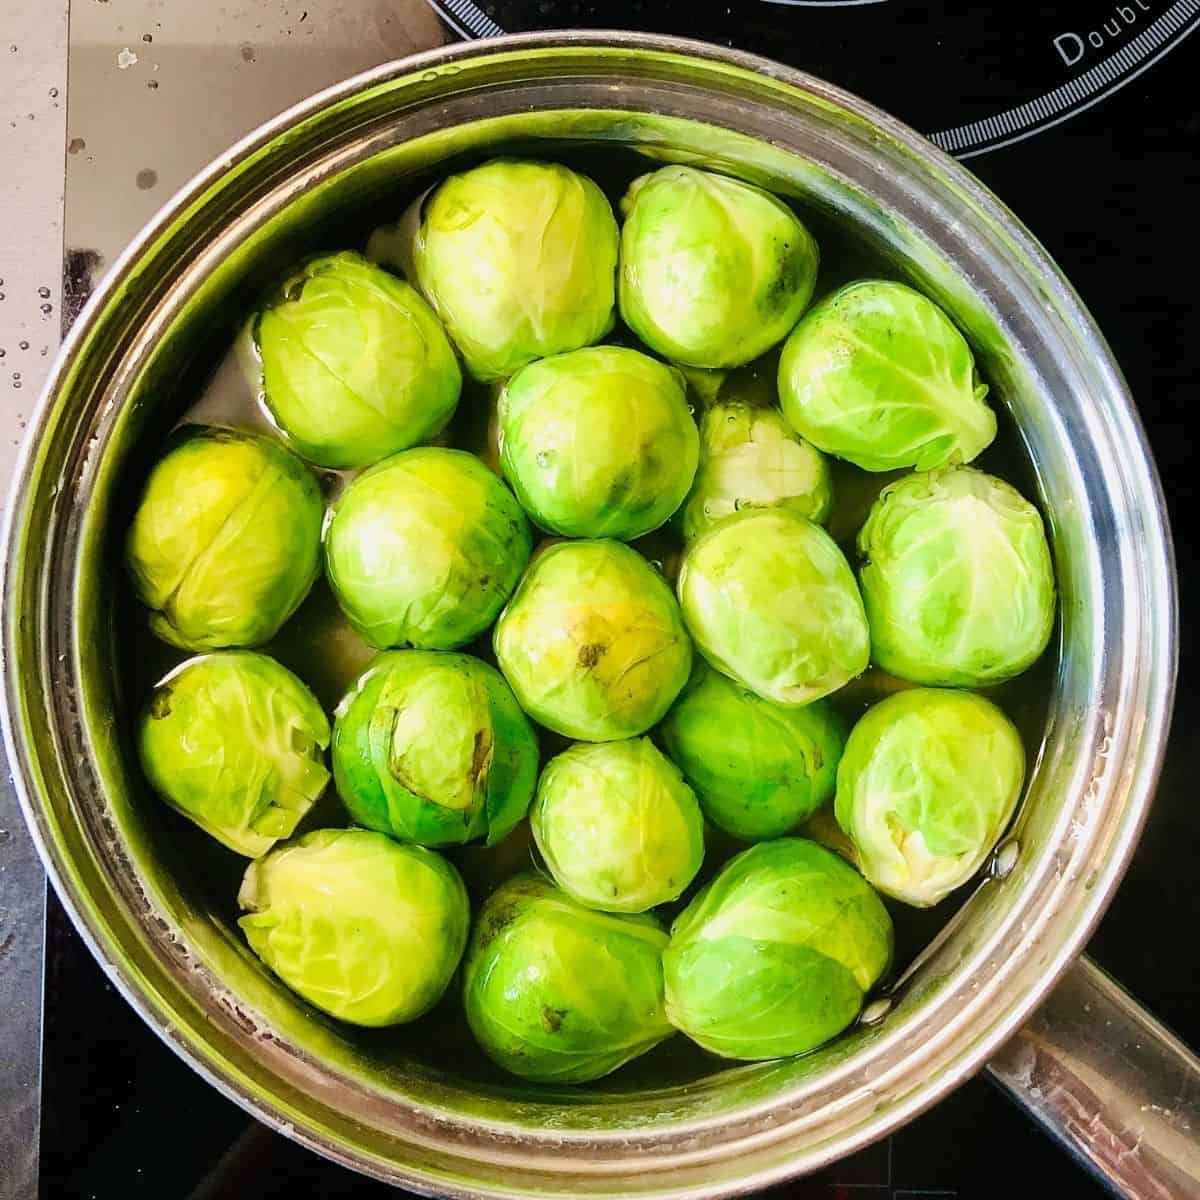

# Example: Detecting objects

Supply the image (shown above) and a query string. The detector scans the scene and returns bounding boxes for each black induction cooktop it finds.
[40,2,1200,1197]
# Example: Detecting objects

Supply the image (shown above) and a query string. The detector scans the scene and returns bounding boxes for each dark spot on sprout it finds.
[478,574,490,588]
[148,687,173,719]
[577,642,607,669]
[540,1006,566,1033]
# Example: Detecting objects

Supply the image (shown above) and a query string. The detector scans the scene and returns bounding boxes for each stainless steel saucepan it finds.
[2,32,1194,1200]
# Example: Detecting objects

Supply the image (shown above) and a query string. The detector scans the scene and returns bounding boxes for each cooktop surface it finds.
[18,0,1200,1196]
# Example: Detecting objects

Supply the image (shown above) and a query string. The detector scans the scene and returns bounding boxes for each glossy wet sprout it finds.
[531,738,704,912]
[126,426,323,650]
[325,447,532,649]
[493,539,692,741]
[677,508,869,705]
[857,466,1056,686]
[255,252,461,469]
[462,874,672,1082]
[138,652,330,857]
[413,159,619,381]
[498,345,699,540]
[332,650,538,848]
[663,839,893,1059]
[835,689,1026,907]
[778,280,996,472]
[619,166,819,368]
[660,663,845,841]
[681,401,832,541]
[238,828,468,1026]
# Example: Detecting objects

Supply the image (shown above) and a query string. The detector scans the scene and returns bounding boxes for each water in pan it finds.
[113,145,1054,1091]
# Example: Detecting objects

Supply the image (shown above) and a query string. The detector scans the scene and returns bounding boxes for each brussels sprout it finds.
[499,346,699,541]
[778,280,996,472]
[325,447,531,650]
[660,663,845,841]
[332,650,538,847]
[857,467,1056,686]
[619,166,819,369]
[256,252,462,469]
[493,540,692,741]
[462,874,672,1082]
[138,652,330,857]
[413,159,618,381]
[238,828,468,1026]
[835,689,1025,907]
[126,427,323,650]
[677,509,869,705]
[663,839,892,1059]
[530,738,704,912]
[680,401,832,541]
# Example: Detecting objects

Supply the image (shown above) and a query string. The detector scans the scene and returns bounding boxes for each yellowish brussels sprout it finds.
[256,252,461,469]
[681,401,831,541]
[462,874,672,1082]
[413,159,619,381]
[126,426,323,650]
[619,166,819,368]
[239,828,468,1025]
[857,466,1055,686]
[324,447,531,650]
[493,539,692,741]
[677,508,869,705]
[835,688,1025,907]
[138,652,330,857]
[499,346,699,540]
[530,738,704,912]
[778,280,996,472]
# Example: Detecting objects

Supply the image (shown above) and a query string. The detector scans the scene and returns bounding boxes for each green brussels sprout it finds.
[126,426,323,650]
[325,447,532,650]
[493,540,692,741]
[256,252,462,469]
[663,839,892,1059]
[138,652,330,857]
[778,280,996,472]
[238,828,468,1026]
[618,166,819,369]
[530,738,704,912]
[835,688,1025,907]
[857,467,1056,686]
[677,509,869,705]
[660,663,845,841]
[462,873,672,1082]
[413,159,619,381]
[498,346,699,541]
[332,650,538,847]
[680,401,832,541]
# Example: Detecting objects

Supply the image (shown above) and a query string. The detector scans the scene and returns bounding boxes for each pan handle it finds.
[987,955,1200,1199]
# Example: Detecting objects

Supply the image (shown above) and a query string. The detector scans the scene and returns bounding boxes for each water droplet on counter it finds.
[40,303,52,314]
[18,340,28,350]
[142,32,153,43]
[240,44,256,63]
[0,830,11,847]
[535,451,552,468]
[49,87,58,98]
[37,286,50,298]
[146,80,158,90]
[117,46,138,69]
[136,168,158,190]
[68,137,86,154]
[0,349,6,358]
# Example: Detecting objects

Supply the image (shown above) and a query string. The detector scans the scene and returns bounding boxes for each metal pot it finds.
[2,31,1193,1200]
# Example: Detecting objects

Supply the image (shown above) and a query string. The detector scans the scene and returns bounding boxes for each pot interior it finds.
[7,39,1167,1196]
